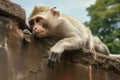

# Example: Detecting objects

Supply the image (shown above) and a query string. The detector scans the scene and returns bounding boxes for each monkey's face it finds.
[28,6,60,38]
[29,17,49,38]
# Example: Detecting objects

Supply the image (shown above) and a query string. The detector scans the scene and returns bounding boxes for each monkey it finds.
[27,6,111,80]
[28,6,90,68]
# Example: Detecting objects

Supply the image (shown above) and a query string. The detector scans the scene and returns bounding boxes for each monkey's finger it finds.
[50,60,55,69]
[23,29,32,35]
[48,53,56,68]
[48,55,53,68]
[24,35,31,42]
[48,58,52,68]
[50,53,57,69]
[56,54,61,64]
[48,52,54,60]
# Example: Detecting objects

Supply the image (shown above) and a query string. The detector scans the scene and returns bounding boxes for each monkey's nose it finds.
[33,27,37,31]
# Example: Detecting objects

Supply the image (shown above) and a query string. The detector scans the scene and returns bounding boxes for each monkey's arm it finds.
[48,36,84,68]
[51,36,83,53]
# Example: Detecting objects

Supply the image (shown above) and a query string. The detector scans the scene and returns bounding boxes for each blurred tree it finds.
[86,0,120,54]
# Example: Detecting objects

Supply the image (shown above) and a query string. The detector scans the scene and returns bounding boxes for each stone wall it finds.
[0,0,49,80]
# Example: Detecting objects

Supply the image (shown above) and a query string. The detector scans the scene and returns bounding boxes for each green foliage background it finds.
[86,0,120,54]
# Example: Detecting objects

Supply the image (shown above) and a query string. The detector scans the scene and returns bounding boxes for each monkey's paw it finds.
[48,47,64,69]
[23,29,32,42]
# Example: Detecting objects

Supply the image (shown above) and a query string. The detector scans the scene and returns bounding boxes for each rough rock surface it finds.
[0,0,25,21]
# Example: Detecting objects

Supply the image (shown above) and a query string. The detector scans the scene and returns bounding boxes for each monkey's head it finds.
[28,6,60,38]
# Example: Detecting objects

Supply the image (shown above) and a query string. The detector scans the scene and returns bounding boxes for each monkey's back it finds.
[61,14,90,39]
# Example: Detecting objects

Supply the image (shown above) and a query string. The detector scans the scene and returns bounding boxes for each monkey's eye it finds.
[29,21,34,26]
[35,18,41,23]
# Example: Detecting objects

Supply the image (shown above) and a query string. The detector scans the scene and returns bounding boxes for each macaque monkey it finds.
[28,6,110,69]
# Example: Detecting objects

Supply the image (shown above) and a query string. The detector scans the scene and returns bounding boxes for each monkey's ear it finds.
[50,6,60,16]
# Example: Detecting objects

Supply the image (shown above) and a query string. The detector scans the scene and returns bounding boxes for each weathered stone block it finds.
[0,0,25,22]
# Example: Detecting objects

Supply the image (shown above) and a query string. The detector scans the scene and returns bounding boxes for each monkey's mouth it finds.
[34,31,46,38]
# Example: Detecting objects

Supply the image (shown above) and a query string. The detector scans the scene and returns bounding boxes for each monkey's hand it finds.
[23,29,32,42]
[48,46,64,69]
